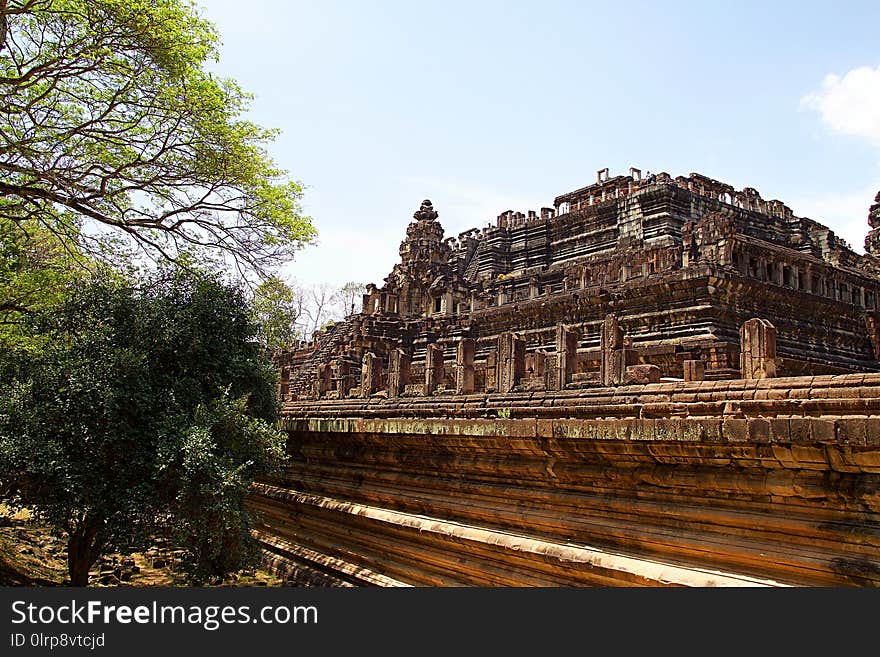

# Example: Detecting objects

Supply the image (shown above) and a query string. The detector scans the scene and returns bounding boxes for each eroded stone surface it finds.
[259,171,880,588]
[280,171,880,402]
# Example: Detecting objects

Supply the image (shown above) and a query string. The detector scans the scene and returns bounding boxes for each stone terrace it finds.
[257,172,880,586]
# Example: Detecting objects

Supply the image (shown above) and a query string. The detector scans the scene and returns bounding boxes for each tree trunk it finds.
[67,520,103,586]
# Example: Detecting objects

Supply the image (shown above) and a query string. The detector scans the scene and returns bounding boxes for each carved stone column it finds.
[600,314,626,386]
[740,318,777,379]
[683,359,705,382]
[425,343,445,394]
[497,332,525,393]
[555,323,579,390]
[485,352,497,392]
[361,352,382,398]
[387,348,410,397]
[334,359,351,397]
[455,338,475,394]
[314,363,331,399]
[278,366,290,402]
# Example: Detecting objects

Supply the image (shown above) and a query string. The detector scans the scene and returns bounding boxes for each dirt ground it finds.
[0,504,284,587]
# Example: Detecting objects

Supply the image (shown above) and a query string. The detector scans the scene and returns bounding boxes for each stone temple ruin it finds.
[253,170,880,586]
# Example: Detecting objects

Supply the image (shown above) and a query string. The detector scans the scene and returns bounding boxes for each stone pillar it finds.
[485,352,497,392]
[740,318,777,379]
[623,335,638,367]
[580,267,591,289]
[531,350,546,381]
[360,352,382,398]
[425,343,445,394]
[682,359,705,382]
[334,359,351,397]
[387,348,410,397]
[600,314,626,387]
[278,366,290,402]
[314,363,331,399]
[555,323,579,389]
[455,338,475,394]
[497,332,525,393]
[544,353,559,390]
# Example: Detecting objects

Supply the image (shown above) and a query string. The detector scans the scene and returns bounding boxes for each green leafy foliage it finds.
[0,268,287,585]
[251,275,301,350]
[173,393,286,583]
[0,0,316,278]
[0,217,90,350]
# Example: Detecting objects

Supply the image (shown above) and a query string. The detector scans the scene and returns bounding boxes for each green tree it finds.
[0,0,316,278]
[0,269,287,585]
[0,217,97,350]
[173,393,286,583]
[251,275,300,350]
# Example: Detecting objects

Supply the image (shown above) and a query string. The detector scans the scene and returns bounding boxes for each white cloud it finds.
[801,65,880,146]
[795,66,880,251]
[789,181,879,254]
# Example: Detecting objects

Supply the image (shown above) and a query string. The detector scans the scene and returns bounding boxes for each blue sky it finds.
[198,1,880,290]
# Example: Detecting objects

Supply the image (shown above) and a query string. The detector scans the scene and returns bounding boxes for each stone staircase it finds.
[287,318,355,399]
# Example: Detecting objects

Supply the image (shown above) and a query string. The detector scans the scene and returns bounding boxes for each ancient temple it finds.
[256,170,880,587]
[277,169,880,401]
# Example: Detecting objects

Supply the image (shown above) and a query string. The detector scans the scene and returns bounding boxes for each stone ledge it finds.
[251,485,788,588]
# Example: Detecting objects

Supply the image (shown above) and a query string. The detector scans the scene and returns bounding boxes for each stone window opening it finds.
[748,258,759,278]
[434,297,442,313]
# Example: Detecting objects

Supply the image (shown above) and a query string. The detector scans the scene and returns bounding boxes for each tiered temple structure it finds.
[258,170,880,587]
[276,169,880,401]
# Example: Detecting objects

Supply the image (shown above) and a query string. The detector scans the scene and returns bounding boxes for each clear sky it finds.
[197,0,880,290]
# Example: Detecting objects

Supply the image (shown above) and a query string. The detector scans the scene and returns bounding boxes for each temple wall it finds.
[260,173,880,587]
[250,373,880,587]
[281,173,880,400]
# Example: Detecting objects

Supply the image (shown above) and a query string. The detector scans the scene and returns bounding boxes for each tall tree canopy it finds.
[0,0,316,278]
[251,275,301,350]
[0,269,287,585]
[0,217,86,347]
